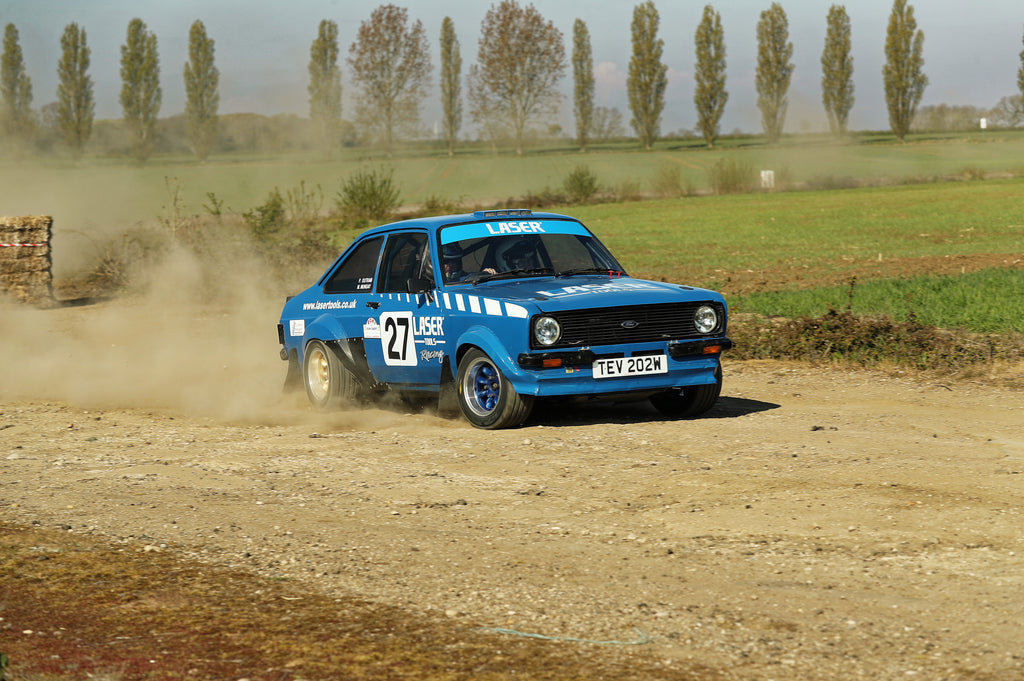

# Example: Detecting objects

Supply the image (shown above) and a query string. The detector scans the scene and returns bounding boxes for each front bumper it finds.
[512,337,731,398]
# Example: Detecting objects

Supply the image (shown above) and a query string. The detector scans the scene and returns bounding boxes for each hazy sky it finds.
[5,0,1023,135]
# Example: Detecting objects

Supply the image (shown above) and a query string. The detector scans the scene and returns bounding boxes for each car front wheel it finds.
[457,348,533,429]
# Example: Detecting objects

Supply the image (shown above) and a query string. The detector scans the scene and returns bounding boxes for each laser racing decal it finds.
[420,349,445,363]
[379,312,448,367]
[439,220,591,244]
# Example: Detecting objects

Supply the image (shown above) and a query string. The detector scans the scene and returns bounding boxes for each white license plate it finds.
[592,354,668,379]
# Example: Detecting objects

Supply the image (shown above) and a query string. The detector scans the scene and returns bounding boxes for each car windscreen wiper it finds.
[554,266,627,278]
[471,267,554,284]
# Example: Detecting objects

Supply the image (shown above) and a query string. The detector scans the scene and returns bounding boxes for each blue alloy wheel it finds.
[457,348,533,429]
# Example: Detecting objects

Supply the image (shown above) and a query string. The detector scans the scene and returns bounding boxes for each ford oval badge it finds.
[621,320,639,329]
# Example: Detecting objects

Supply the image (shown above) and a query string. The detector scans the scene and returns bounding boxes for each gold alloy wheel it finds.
[306,344,331,402]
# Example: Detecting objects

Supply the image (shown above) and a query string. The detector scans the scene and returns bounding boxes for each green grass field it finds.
[5,129,1024,232]
[3,131,1022,334]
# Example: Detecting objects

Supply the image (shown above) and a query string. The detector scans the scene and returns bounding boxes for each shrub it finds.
[284,180,324,226]
[708,158,757,194]
[521,186,566,208]
[613,178,642,202]
[805,174,861,191]
[336,166,401,223]
[420,194,465,216]
[563,165,600,204]
[242,188,286,238]
[89,225,171,291]
[650,163,685,198]
[729,308,1024,374]
[959,165,986,180]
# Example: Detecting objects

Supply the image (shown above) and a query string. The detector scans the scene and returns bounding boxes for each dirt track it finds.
[2,290,1024,680]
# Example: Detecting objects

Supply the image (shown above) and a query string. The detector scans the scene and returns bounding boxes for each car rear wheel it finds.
[303,340,360,410]
[457,348,533,429]
[650,363,722,418]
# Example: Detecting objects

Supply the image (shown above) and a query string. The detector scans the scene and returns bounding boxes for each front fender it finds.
[455,324,535,391]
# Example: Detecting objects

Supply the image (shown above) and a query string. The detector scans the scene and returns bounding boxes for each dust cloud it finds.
[1,246,275,419]
[0,240,433,431]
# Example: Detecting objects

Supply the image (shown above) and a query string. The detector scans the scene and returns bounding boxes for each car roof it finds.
[358,209,577,238]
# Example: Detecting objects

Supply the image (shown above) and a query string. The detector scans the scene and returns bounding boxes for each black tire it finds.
[303,340,360,410]
[650,363,722,418]
[457,348,533,429]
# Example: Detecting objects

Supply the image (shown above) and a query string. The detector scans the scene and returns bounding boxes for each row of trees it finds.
[3,1,1024,163]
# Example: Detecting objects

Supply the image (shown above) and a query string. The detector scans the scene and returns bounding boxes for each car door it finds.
[363,231,446,390]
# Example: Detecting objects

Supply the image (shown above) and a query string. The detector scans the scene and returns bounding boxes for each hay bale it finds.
[1,215,54,306]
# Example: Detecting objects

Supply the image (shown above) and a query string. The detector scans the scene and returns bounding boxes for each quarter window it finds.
[323,236,383,293]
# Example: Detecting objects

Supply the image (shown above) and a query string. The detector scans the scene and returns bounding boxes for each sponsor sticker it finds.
[440,220,590,244]
[289,319,305,337]
[537,280,661,298]
[362,318,381,339]
[302,299,356,311]
[419,349,445,363]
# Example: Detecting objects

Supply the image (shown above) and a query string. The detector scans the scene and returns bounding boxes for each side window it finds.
[323,236,383,294]
[378,233,429,293]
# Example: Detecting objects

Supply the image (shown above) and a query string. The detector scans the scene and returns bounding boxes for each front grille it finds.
[536,302,724,349]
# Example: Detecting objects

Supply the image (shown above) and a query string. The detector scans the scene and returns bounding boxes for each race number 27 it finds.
[381,312,416,366]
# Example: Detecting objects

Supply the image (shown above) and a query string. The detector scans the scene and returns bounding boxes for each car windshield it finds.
[438,220,625,285]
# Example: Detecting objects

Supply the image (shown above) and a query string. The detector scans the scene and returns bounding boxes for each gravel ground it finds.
[2,295,1023,680]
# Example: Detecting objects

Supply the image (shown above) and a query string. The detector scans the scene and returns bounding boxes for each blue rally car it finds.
[277,209,732,429]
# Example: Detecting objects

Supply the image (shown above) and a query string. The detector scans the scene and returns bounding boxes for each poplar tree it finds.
[694,5,727,148]
[883,0,926,141]
[439,17,461,156]
[755,3,793,144]
[466,64,507,154]
[572,19,594,152]
[120,18,161,163]
[473,0,564,156]
[821,5,854,137]
[627,1,667,150]
[348,4,432,152]
[1017,25,1023,100]
[1,23,34,153]
[57,23,94,161]
[308,20,342,154]
[184,20,219,162]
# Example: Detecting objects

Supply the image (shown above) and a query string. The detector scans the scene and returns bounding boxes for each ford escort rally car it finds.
[277,209,732,429]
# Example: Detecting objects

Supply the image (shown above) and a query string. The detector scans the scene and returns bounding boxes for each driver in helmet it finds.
[442,243,494,283]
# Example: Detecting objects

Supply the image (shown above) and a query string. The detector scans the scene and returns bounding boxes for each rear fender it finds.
[302,315,376,390]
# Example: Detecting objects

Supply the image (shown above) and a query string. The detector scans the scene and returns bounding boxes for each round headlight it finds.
[694,305,718,334]
[533,316,561,346]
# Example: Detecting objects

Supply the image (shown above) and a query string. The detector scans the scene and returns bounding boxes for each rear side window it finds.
[323,236,383,293]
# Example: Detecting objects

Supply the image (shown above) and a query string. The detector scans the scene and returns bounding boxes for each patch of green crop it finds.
[732,268,1024,333]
